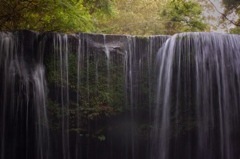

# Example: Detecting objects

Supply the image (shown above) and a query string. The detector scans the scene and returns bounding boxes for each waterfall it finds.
[3,30,240,159]
[0,30,168,159]
[0,31,49,159]
[32,65,49,159]
[151,32,240,159]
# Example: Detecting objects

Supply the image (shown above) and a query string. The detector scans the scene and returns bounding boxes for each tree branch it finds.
[207,0,240,26]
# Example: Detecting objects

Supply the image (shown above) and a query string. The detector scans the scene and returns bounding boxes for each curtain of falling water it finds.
[0,31,49,159]
[147,35,170,157]
[0,32,14,159]
[75,35,82,159]
[126,36,137,159]
[32,65,49,159]
[53,34,70,159]
[0,31,170,159]
[151,32,240,159]
[124,35,170,159]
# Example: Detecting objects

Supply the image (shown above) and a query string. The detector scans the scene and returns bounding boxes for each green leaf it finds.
[98,135,106,141]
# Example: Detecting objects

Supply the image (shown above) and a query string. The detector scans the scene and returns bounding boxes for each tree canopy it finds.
[217,0,240,33]
[160,0,208,35]
[222,0,240,11]
[0,0,213,35]
[0,0,114,32]
[96,0,208,35]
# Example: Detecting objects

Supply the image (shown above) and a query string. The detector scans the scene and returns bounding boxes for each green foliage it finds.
[222,0,240,11]
[79,52,125,119]
[45,43,126,138]
[83,0,116,15]
[230,27,240,34]
[0,0,210,34]
[0,0,115,33]
[220,0,240,33]
[161,0,208,35]
[96,0,166,35]
[98,0,208,35]
[98,135,106,141]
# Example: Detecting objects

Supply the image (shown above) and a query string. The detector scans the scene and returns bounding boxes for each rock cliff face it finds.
[0,30,169,159]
